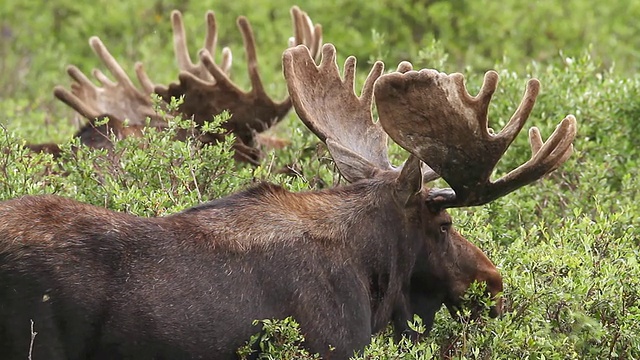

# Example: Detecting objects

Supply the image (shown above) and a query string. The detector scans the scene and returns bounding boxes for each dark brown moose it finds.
[0,44,576,359]
[30,6,322,164]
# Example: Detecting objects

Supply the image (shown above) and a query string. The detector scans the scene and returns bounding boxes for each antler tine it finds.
[375,69,577,208]
[236,16,267,97]
[220,47,233,74]
[54,79,100,121]
[156,10,308,148]
[289,6,323,60]
[207,10,233,76]
[91,69,114,87]
[54,36,165,140]
[202,11,217,57]
[284,44,392,182]
[171,10,194,73]
[135,62,156,95]
[528,125,573,169]
[396,61,414,74]
[89,37,146,103]
[198,49,234,90]
[168,10,232,82]
[290,7,304,46]
[468,115,577,204]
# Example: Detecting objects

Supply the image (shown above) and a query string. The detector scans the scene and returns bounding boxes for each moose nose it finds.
[483,268,504,318]
[489,296,504,318]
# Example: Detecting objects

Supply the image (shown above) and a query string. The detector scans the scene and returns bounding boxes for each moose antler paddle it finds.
[374,69,576,207]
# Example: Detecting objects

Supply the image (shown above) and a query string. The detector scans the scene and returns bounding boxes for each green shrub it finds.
[238,318,321,360]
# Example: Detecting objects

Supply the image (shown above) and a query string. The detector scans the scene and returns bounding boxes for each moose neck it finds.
[169,180,423,332]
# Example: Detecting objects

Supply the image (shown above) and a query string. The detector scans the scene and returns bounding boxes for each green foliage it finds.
[2,0,640,359]
[355,316,440,360]
[238,317,321,360]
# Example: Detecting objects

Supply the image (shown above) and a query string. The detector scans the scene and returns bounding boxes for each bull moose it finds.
[29,7,322,164]
[0,43,576,359]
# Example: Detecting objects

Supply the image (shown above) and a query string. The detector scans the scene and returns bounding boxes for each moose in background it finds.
[29,7,322,164]
[0,43,576,359]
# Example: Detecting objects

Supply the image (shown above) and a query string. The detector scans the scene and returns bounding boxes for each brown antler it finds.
[53,36,166,136]
[374,69,577,208]
[284,44,392,182]
[155,6,323,147]
[167,9,232,82]
[289,6,323,62]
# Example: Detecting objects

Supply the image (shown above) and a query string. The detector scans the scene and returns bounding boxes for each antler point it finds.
[52,86,67,97]
[88,36,102,48]
[562,114,578,133]
[171,10,182,23]
[322,43,335,51]
[565,114,577,123]
[527,78,541,90]
[396,61,413,73]
[320,43,337,63]
[237,16,249,26]
[198,48,212,59]
[486,69,499,77]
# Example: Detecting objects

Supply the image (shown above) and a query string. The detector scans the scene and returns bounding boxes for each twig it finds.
[29,319,37,360]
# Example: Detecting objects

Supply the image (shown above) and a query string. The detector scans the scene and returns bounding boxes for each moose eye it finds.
[440,223,452,233]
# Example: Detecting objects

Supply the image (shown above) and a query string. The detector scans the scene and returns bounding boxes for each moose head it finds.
[283,44,576,338]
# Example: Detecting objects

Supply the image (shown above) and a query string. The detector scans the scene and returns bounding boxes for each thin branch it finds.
[29,319,37,360]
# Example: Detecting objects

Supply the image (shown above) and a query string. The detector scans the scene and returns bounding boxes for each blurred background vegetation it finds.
[1,0,639,358]
[2,0,640,142]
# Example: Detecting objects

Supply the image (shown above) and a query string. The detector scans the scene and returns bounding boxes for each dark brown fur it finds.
[0,178,501,359]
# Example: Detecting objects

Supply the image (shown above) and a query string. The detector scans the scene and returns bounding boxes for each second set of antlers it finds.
[51,6,322,163]
[48,6,576,181]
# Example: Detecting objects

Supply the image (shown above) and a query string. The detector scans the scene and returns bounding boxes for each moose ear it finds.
[395,154,422,204]
[326,139,379,182]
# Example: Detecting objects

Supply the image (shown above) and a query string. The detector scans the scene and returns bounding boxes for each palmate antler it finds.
[375,70,576,208]
[155,6,323,147]
[50,7,322,161]
[284,44,389,182]
[53,36,165,148]
[285,44,576,208]
[283,44,438,183]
